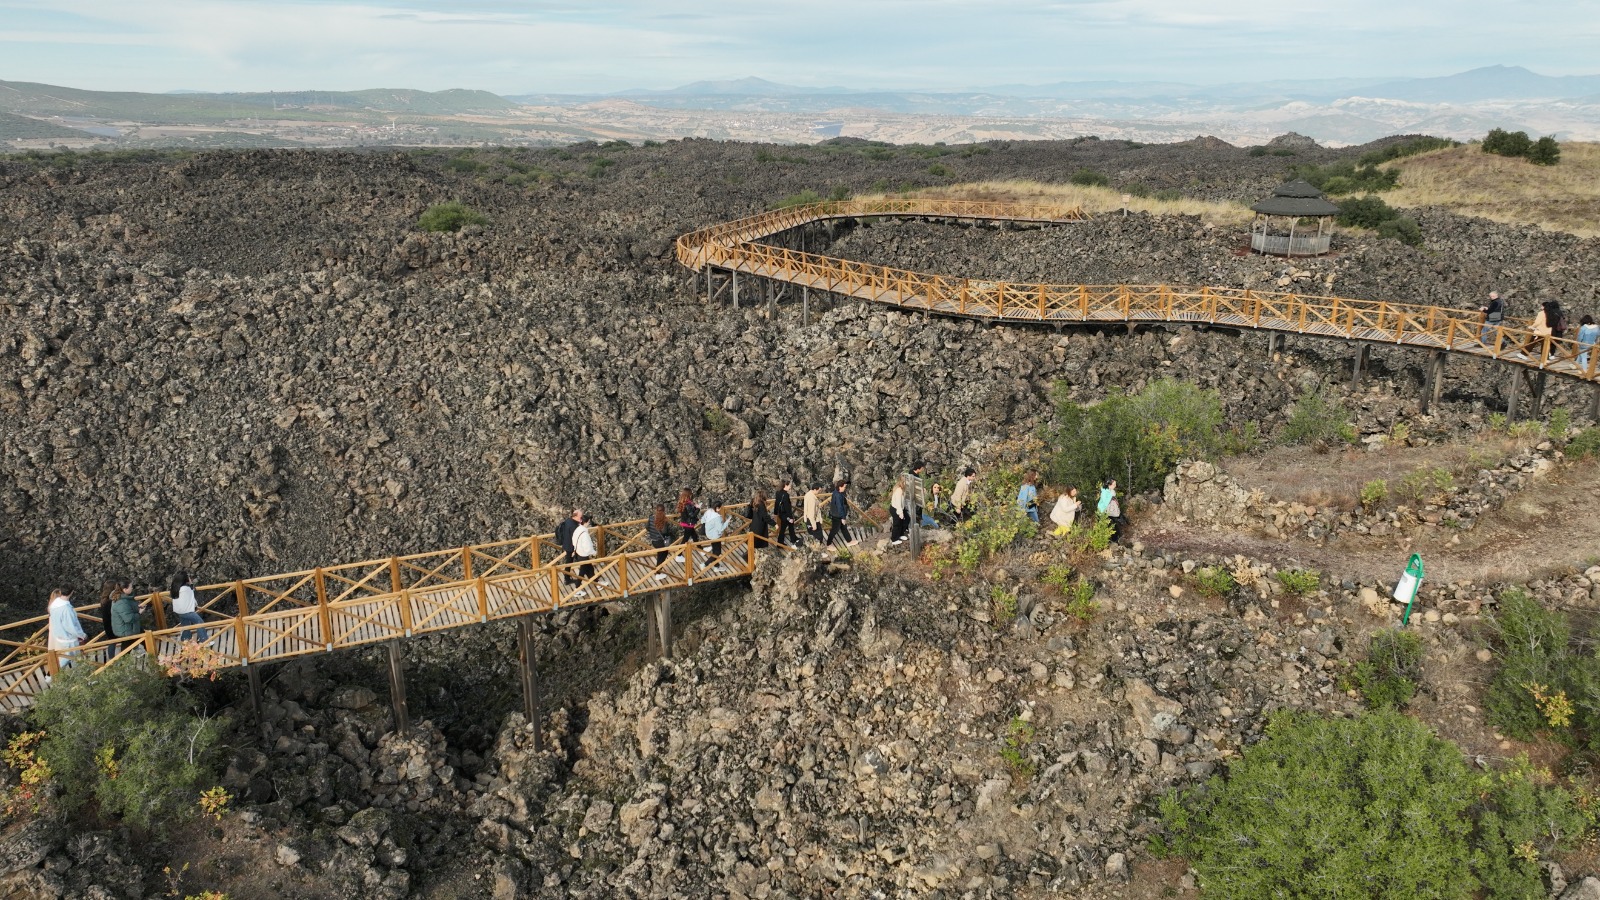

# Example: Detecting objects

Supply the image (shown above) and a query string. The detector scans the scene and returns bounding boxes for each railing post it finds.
[389,557,402,593]
[234,616,251,666]
[152,592,168,632]
[476,577,489,623]
[314,568,332,652]
[463,546,473,580]
[234,581,249,617]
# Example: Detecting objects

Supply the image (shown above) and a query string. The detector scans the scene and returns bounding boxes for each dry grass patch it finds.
[874,179,1254,227]
[1384,143,1600,237]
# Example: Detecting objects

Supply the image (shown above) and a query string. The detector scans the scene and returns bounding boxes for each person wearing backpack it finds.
[647,504,674,580]
[674,488,701,562]
[554,508,583,587]
[110,581,146,651]
[749,489,774,550]
[773,479,797,548]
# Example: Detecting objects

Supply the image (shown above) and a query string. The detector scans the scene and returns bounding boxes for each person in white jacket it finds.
[1049,486,1082,537]
[572,515,597,595]
[47,588,86,666]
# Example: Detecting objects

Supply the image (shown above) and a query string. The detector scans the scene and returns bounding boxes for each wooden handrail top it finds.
[677,199,1600,382]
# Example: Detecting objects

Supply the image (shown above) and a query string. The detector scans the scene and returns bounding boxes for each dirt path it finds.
[1139,456,1600,587]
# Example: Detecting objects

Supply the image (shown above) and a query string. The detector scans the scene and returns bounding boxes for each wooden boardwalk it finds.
[678,198,1600,382]
[0,503,855,712]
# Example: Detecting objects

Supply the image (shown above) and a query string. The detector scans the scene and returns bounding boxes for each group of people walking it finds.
[1019,472,1129,544]
[45,570,209,663]
[1479,291,1599,365]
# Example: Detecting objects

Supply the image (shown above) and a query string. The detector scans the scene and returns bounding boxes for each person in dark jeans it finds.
[774,478,797,548]
[554,508,583,586]
[647,504,673,581]
[826,479,858,548]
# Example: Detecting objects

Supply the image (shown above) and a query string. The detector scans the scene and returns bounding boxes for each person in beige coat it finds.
[1049,486,1081,537]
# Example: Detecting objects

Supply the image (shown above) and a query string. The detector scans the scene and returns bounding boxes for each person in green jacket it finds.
[109,581,146,652]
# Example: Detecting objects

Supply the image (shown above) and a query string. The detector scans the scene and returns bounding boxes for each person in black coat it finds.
[554,508,583,586]
[750,488,773,550]
[827,479,857,548]
[773,478,797,548]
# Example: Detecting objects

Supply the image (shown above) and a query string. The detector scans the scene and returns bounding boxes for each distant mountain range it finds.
[5,65,1600,149]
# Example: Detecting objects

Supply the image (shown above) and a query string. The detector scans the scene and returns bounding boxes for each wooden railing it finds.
[0,500,874,712]
[677,200,1600,381]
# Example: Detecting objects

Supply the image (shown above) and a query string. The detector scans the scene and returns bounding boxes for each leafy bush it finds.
[1065,578,1099,622]
[1000,717,1036,779]
[1376,215,1423,247]
[1359,136,1457,166]
[990,585,1018,628]
[1046,379,1248,495]
[1528,136,1561,166]
[1548,407,1572,441]
[1568,428,1600,460]
[1274,568,1321,597]
[584,157,615,178]
[1157,709,1589,900]
[770,189,823,209]
[1350,628,1424,709]
[1483,128,1533,159]
[1336,194,1400,229]
[1486,589,1573,741]
[29,656,223,833]
[1281,385,1355,446]
[1157,709,1475,898]
[1295,161,1398,194]
[417,201,487,233]
[1360,478,1388,511]
[953,473,1037,571]
[1191,566,1236,599]
[926,163,951,177]
[1396,465,1455,505]
[1069,168,1110,187]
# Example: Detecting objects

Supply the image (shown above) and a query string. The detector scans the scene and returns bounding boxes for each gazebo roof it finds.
[1251,196,1341,217]
[1252,179,1339,217]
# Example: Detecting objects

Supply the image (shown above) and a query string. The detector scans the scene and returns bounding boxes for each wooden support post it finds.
[654,590,674,660]
[1350,344,1370,387]
[645,594,660,660]
[1531,371,1549,418]
[246,664,263,719]
[703,265,712,304]
[1267,332,1280,356]
[767,278,776,318]
[1507,365,1523,420]
[386,641,409,735]
[516,616,542,752]
[802,286,810,326]
[732,271,740,310]
[1420,351,1446,415]
[1590,384,1600,423]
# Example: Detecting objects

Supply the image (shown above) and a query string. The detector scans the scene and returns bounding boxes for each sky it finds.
[2,0,1599,95]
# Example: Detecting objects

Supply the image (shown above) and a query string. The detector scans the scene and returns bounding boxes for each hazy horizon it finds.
[4,0,1600,96]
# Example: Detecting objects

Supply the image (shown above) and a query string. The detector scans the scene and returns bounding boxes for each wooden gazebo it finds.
[1250,179,1339,257]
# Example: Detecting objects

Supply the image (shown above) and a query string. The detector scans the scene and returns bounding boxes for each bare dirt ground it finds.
[1140,440,1600,587]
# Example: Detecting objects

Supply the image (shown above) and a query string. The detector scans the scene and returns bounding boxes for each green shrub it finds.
[1275,568,1321,597]
[1568,428,1600,460]
[1376,215,1423,247]
[1485,589,1572,741]
[770,189,823,209]
[926,163,951,177]
[417,201,487,233]
[1157,709,1476,898]
[1066,514,1115,555]
[1527,136,1561,166]
[584,157,615,178]
[1192,566,1235,599]
[1042,563,1075,591]
[1153,188,1183,202]
[1157,709,1589,900]
[1000,717,1036,779]
[953,474,1037,571]
[1065,578,1099,622]
[1281,385,1355,446]
[1336,194,1401,229]
[1046,378,1244,495]
[1548,407,1572,441]
[990,585,1018,628]
[1360,478,1388,511]
[1359,136,1457,166]
[1396,466,1455,505]
[29,656,223,833]
[1069,168,1109,187]
[1350,628,1424,709]
[1295,161,1398,194]
[1483,128,1533,159]
[827,185,851,201]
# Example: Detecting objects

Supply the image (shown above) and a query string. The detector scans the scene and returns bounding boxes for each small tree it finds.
[1046,379,1235,495]
[1527,136,1561,166]
[1482,128,1533,159]
[29,655,223,833]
